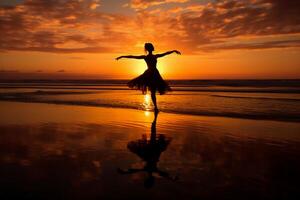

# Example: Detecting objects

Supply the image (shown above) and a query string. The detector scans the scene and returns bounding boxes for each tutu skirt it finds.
[127,134,171,162]
[127,68,171,94]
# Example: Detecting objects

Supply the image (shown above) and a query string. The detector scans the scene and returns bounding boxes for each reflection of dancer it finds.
[118,112,177,188]
[116,43,181,112]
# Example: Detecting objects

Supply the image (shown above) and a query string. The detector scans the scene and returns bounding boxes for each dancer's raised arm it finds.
[156,50,181,58]
[116,55,145,60]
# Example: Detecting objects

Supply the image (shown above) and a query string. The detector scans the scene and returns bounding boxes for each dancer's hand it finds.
[174,50,181,55]
[115,56,122,60]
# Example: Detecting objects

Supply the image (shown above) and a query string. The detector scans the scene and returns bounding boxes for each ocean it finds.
[1,79,300,199]
[1,79,300,122]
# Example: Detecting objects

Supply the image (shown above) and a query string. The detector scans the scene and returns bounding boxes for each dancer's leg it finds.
[151,90,158,112]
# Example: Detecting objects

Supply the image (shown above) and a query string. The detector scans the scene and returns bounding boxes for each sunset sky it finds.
[0,0,300,79]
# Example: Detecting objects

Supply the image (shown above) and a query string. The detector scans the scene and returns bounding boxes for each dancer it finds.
[116,43,180,112]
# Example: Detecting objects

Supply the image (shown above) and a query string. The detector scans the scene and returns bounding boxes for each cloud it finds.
[89,0,100,10]
[126,0,189,10]
[0,0,300,54]
[0,0,115,53]
[180,0,300,52]
[198,39,300,51]
[175,0,300,51]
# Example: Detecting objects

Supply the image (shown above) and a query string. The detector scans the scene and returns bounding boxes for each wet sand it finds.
[0,101,300,199]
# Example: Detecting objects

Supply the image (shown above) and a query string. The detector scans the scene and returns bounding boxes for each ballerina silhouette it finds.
[117,112,178,188]
[116,43,181,112]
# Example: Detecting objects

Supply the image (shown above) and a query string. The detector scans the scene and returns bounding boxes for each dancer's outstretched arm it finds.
[116,55,145,60]
[157,170,179,181]
[156,50,181,58]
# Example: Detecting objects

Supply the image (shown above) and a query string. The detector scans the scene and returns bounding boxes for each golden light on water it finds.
[142,94,152,116]
[144,111,151,116]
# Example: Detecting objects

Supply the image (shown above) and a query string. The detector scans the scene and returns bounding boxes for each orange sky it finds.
[0,0,300,79]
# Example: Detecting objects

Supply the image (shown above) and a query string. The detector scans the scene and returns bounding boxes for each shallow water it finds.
[1,83,300,121]
[0,102,300,199]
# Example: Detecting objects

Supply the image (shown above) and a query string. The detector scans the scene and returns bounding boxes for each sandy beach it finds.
[1,101,300,199]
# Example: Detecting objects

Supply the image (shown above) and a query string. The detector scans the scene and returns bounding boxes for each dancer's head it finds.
[144,43,154,53]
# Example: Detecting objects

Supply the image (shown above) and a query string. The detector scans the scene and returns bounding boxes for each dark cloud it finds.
[126,0,189,10]
[199,39,300,51]
[0,0,112,53]
[4,46,112,53]
[178,0,300,52]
